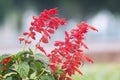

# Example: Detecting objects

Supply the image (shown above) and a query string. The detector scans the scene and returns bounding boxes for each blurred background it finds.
[0,0,120,80]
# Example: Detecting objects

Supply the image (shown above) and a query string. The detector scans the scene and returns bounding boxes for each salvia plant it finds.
[0,8,98,80]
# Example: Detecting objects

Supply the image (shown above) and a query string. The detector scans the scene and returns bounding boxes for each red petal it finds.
[29,31,36,40]
[54,41,64,46]
[42,29,50,37]
[41,35,48,43]
[29,26,34,31]
[36,43,46,54]
[25,40,32,44]
[49,8,58,15]
[47,29,54,34]
[81,42,88,49]
[84,54,93,63]
[81,21,89,27]
[60,18,67,25]
[18,36,24,41]
[89,26,98,32]
[32,16,37,20]
[23,32,29,35]
[48,63,57,71]
[65,31,69,38]
[73,67,83,75]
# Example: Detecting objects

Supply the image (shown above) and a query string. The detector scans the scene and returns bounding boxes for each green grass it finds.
[72,63,120,80]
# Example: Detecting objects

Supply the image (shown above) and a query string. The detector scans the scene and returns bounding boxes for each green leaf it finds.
[5,77,12,80]
[0,64,4,73]
[35,53,49,65]
[13,51,26,60]
[57,69,63,75]
[40,74,55,80]
[0,54,11,62]
[29,60,44,74]
[30,72,36,79]
[29,48,33,54]
[16,62,29,78]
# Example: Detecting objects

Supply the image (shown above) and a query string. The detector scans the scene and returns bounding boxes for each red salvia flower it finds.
[48,21,97,80]
[18,8,66,54]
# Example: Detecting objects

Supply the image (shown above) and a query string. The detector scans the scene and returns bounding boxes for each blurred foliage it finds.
[0,0,120,24]
[72,64,120,80]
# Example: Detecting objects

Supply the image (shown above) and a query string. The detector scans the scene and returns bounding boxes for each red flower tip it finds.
[18,36,24,41]
[81,42,89,49]
[47,29,54,34]
[25,40,32,44]
[89,26,98,32]
[49,8,58,15]
[60,18,67,25]
[36,43,46,54]
[84,54,93,63]
[23,32,29,35]
[81,21,89,26]
[32,16,37,20]
[48,63,57,72]
[29,26,34,31]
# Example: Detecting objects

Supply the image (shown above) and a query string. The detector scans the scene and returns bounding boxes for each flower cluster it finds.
[18,8,66,54]
[17,8,97,80]
[48,22,98,80]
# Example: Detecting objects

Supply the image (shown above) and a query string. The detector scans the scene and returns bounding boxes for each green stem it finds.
[23,43,26,51]
[34,47,37,54]
[38,68,45,79]
[22,36,29,51]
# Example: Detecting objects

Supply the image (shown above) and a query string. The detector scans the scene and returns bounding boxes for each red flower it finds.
[18,36,24,41]
[19,8,66,49]
[3,56,12,64]
[48,21,97,79]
